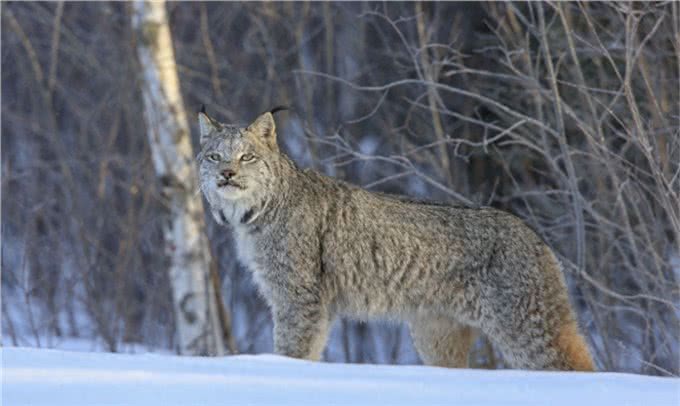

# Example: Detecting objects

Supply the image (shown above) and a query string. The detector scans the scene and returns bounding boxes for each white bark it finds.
[133,0,225,356]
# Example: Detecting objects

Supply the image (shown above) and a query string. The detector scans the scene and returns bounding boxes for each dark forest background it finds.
[2,1,678,375]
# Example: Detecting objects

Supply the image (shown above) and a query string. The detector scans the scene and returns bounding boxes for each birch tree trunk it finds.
[132,0,233,356]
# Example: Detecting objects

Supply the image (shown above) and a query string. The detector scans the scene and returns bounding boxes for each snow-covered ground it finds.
[2,347,678,406]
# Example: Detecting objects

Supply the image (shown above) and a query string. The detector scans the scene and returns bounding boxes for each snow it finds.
[2,347,678,406]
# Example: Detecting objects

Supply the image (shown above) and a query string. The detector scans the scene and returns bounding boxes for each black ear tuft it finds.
[199,104,207,114]
[270,105,289,115]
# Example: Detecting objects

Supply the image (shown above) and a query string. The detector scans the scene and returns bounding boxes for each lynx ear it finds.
[247,112,277,148]
[198,106,221,145]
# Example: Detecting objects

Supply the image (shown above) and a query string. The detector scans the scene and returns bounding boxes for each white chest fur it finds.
[233,227,276,307]
[234,227,259,270]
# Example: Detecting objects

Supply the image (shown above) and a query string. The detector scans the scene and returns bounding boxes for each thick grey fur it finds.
[196,110,594,371]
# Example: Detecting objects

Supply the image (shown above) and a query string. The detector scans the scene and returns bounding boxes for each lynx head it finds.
[197,107,290,225]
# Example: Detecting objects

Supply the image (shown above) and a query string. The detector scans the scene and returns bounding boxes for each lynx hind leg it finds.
[489,318,594,371]
[555,321,595,371]
[409,315,475,368]
[485,247,595,371]
[544,249,595,371]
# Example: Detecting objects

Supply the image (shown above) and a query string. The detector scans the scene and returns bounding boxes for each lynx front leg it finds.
[409,315,475,368]
[273,300,330,361]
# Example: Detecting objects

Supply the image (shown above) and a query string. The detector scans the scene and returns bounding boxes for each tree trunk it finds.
[132,0,234,356]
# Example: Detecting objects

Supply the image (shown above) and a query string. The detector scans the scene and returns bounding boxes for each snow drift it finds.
[2,347,678,405]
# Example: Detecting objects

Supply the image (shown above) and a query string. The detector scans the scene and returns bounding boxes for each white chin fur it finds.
[206,190,257,225]
[216,186,247,200]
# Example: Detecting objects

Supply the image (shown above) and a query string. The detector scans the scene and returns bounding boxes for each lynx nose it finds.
[221,169,236,180]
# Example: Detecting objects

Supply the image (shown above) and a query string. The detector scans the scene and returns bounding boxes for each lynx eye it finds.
[240,153,256,162]
[207,152,222,163]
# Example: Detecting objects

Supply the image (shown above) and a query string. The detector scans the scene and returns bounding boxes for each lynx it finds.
[196,108,594,371]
